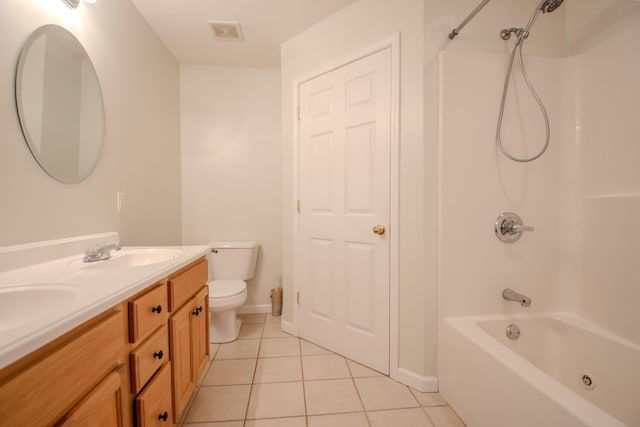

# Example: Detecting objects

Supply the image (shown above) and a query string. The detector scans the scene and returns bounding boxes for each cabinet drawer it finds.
[168,258,207,312]
[131,326,169,394]
[135,362,174,427]
[129,283,168,343]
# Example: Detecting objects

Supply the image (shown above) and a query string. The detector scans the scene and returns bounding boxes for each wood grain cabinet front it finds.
[130,326,169,394]
[129,283,168,344]
[59,367,125,427]
[0,256,208,427]
[135,362,174,427]
[169,285,209,422]
[0,308,128,427]
[167,258,208,312]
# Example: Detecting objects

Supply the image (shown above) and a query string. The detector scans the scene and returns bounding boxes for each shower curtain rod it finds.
[449,0,491,39]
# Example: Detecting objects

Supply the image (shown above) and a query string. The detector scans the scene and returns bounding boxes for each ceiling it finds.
[130,0,360,67]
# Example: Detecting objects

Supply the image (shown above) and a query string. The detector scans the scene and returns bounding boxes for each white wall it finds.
[282,0,428,380]
[180,65,282,309]
[0,0,181,247]
[567,0,640,345]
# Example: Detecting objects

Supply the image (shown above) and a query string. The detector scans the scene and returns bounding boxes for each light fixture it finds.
[60,0,97,9]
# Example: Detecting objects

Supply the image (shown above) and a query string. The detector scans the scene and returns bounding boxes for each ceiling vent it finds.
[208,21,244,41]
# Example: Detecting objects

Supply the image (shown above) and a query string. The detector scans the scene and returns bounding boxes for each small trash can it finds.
[270,287,283,316]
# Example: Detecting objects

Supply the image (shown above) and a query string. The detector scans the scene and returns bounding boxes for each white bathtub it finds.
[439,313,640,427]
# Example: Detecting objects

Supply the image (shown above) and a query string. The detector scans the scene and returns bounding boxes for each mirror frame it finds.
[15,24,105,184]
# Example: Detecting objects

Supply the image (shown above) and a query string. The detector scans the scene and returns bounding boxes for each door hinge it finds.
[296,199,301,213]
[297,106,300,121]
[297,291,300,305]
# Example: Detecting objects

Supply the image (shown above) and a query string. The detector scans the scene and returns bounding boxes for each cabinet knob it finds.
[153,350,164,360]
[152,304,162,314]
[158,411,168,422]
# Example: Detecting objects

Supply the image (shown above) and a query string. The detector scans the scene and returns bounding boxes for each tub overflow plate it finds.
[506,324,521,340]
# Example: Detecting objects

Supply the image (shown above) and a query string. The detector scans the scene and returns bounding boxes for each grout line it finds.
[407,384,424,408]
[299,335,310,427]
[192,318,466,426]
[242,319,265,426]
[349,367,372,427]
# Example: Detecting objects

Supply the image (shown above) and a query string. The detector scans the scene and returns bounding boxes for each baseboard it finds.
[392,368,439,392]
[237,304,271,314]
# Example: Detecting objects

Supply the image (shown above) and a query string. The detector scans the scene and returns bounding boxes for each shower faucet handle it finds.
[494,212,534,243]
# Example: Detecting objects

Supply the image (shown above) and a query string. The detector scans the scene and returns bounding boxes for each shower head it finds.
[540,0,564,13]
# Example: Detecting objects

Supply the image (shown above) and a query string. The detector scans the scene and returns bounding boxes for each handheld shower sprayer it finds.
[540,0,564,13]
[496,0,564,163]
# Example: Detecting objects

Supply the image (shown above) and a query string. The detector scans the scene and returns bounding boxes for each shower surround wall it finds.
[438,0,640,347]
[437,1,640,423]
[439,51,576,318]
[567,0,640,346]
[439,0,640,401]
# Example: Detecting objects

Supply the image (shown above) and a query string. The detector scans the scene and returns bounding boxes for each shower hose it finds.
[496,34,551,163]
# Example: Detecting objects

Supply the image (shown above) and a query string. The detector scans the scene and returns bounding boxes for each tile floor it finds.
[179,313,466,427]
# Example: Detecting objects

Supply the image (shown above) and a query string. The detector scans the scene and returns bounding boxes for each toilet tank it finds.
[208,241,259,280]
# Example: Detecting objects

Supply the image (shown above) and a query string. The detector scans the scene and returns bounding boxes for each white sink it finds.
[0,284,79,333]
[71,248,184,270]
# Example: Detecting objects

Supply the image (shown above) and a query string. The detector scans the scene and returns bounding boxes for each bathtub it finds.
[439,313,640,427]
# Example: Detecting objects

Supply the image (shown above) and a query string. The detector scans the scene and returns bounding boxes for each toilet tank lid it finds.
[209,241,259,249]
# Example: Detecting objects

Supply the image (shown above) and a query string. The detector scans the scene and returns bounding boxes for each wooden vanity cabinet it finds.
[128,257,208,426]
[129,283,168,344]
[0,256,208,427]
[168,260,209,423]
[169,287,209,419]
[134,362,174,427]
[59,368,125,427]
[0,307,129,427]
[128,282,173,426]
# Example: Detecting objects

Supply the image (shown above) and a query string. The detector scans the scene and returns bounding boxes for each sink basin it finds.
[0,284,79,333]
[74,248,183,270]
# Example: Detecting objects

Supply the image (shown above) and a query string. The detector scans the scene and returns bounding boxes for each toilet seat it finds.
[209,279,246,298]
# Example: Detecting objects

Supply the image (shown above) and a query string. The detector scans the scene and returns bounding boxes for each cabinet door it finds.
[169,300,194,421]
[59,368,124,427]
[191,287,209,381]
[0,309,125,426]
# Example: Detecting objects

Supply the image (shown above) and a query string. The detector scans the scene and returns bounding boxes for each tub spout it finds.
[502,288,531,307]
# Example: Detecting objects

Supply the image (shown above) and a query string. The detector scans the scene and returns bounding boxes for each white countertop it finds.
[0,238,208,370]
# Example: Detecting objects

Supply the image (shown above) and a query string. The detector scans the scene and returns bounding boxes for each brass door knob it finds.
[372,225,386,235]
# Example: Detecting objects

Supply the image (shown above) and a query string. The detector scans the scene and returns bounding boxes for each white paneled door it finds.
[297,48,391,374]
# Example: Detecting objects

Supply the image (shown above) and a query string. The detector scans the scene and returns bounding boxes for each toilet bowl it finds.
[207,241,259,343]
[208,280,247,343]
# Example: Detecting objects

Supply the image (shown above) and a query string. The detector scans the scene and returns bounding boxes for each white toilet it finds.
[207,241,259,343]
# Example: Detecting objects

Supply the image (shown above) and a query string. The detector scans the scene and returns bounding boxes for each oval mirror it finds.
[15,25,105,184]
